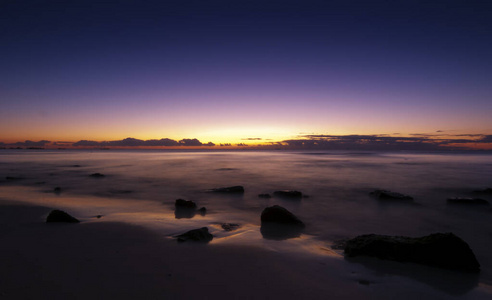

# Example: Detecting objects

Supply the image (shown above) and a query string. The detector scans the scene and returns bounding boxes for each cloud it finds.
[8,140,51,147]
[241,138,262,140]
[236,143,248,146]
[280,134,492,151]
[220,143,232,147]
[72,137,213,147]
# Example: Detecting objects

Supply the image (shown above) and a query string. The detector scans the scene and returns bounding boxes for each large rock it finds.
[208,186,244,193]
[175,199,197,208]
[175,227,213,243]
[261,205,304,226]
[46,210,80,223]
[472,188,492,195]
[273,190,303,199]
[370,189,413,201]
[344,233,480,272]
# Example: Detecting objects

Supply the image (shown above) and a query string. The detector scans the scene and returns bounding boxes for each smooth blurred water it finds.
[1,149,492,282]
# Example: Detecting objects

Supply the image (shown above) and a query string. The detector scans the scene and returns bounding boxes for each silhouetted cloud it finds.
[280,134,492,151]
[9,140,51,147]
[236,143,248,146]
[71,137,213,147]
[241,138,262,140]
[220,143,232,147]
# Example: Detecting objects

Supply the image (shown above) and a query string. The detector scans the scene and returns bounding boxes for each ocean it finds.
[1,149,492,284]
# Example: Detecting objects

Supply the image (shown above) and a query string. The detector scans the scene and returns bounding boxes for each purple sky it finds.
[1,0,491,146]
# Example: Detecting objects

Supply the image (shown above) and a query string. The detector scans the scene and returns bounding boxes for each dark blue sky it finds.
[1,0,491,144]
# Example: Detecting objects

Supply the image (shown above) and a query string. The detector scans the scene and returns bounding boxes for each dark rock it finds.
[221,223,240,231]
[447,198,489,205]
[46,210,80,223]
[260,223,304,240]
[208,186,244,193]
[344,233,480,272]
[198,207,207,215]
[89,173,105,178]
[258,193,272,199]
[5,176,23,181]
[370,189,413,201]
[175,199,197,208]
[175,227,213,243]
[54,187,62,193]
[261,205,304,227]
[273,190,303,199]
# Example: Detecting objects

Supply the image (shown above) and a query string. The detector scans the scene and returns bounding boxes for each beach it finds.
[1,149,492,299]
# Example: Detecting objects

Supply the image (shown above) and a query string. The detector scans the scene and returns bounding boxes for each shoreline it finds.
[1,198,492,299]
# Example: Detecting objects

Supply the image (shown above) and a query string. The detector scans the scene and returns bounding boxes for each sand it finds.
[1,197,492,300]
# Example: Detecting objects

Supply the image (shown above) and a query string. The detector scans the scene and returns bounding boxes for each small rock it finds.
[344,233,480,272]
[208,186,244,193]
[370,189,413,200]
[175,199,197,208]
[46,210,80,223]
[258,193,272,199]
[447,198,489,205]
[89,173,105,178]
[54,187,62,193]
[221,223,240,231]
[273,190,303,199]
[176,227,213,243]
[261,205,304,227]
[198,207,207,214]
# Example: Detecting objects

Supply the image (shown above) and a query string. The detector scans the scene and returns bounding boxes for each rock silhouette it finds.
[208,186,244,193]
[344,233,480,272]
[46,210,80,223]
[370,189,413,201]
[175,227,213,243]
[273,190,303,199]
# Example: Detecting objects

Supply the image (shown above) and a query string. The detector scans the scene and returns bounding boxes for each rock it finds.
[370,189,413,200]
[46,210,80,223]
[344,233,480,272]
[175,227,213,243]
[221,223,240,231]
[208,186,244,193]
[273,190,303,199]
[261,205,304,227]
[198,207,207,214]
[447,198,489,205]
[258,193,272,199]
[53,187,62,193]
[175,199,197,208]
[89,173,105,178]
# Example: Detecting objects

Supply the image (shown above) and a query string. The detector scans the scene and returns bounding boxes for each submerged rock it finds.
[273,190,303,199]
[258,193,272,199]
[261,205,304,227]
[175,199,197,208]
[53,187,62,193]
[198,207,207,215]
[221,223,240,231]
[370,189,413,201]
[46,210,80,223]
[89,173,105,178]
[447,198,489,205]
[175,227,213,243]
[344,233,480,272]
[208,186,244,193]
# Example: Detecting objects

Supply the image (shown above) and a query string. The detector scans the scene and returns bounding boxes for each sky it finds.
[1,0,491,149]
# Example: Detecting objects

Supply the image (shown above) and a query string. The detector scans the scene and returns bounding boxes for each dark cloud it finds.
[281,134,492,151]
[236,143,248,146]
[220,143,232,147]
[241,138,262,140]
[9,140,51,147]
[72,137,212,147]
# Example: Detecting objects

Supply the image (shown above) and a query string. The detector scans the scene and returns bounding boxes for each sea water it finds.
[1,149,492,283]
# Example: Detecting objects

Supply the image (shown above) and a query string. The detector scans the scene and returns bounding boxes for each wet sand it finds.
[1,198,492,299]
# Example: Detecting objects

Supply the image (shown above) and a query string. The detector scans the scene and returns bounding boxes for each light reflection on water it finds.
[1,149,492,280]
